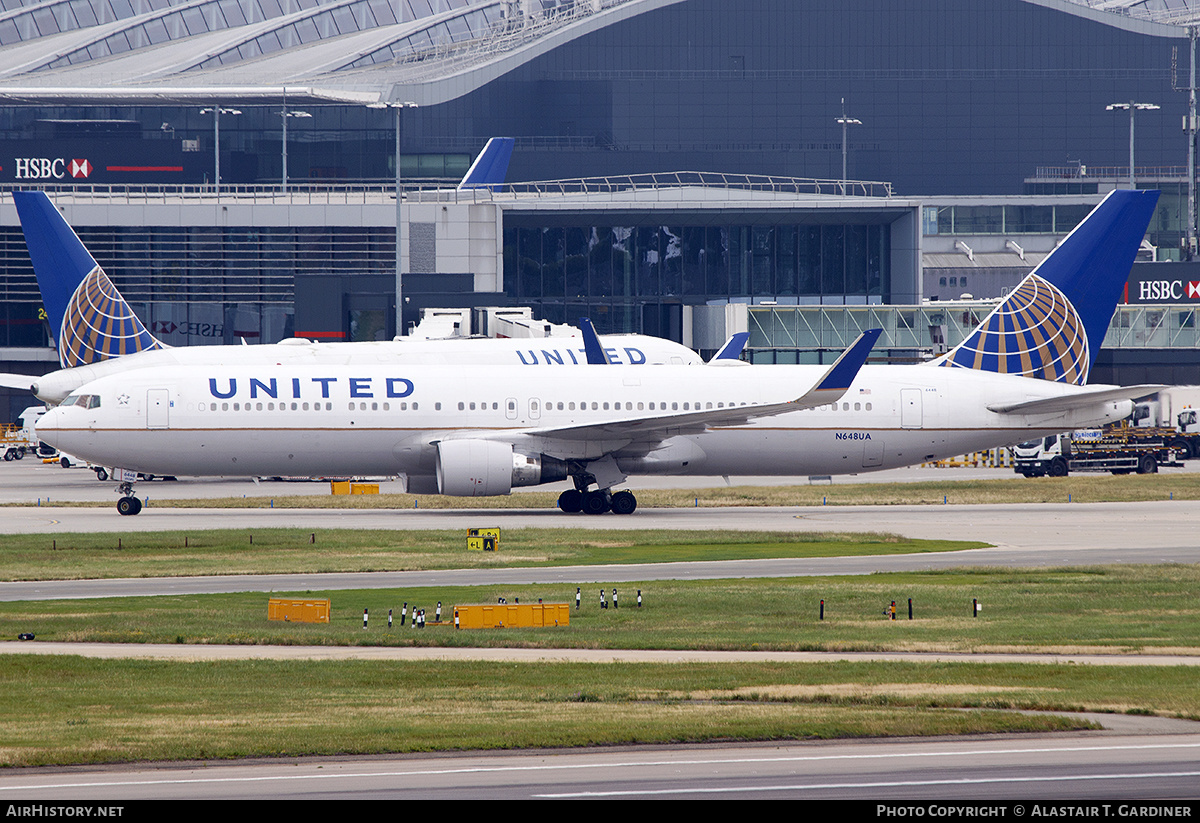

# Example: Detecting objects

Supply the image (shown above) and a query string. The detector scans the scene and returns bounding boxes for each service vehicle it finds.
[1128,386,1200,459]
[2,405,49,461]
[1011,426,1181,477]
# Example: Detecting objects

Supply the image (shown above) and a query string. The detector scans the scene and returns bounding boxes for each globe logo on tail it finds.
[937,273,1090,385]
[59,266,162,368]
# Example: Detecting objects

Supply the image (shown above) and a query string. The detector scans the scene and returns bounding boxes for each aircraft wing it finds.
[987,384,1166,415]
[507,328,881,444]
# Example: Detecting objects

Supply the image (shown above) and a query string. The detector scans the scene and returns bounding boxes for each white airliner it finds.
[35,189,1163,516]
[0,189,704,405]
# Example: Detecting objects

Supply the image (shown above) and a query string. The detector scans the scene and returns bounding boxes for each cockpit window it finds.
[60,394,100,409]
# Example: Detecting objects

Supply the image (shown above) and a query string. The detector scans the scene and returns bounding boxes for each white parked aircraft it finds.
[35,190,1162,516]
[0,189,703,405]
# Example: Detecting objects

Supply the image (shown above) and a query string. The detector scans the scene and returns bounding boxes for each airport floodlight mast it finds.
[280,89,312,194]
[836,98,862,194]
[1106,100,1160,190]
[199,106,242,197]
[368,100,418,336]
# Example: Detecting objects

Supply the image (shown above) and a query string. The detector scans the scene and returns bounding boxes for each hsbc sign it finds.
[1137,279,1200,301]
[13,157,91,179]
[1127,263,1200,303]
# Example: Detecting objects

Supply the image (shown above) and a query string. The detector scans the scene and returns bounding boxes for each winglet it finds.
[578,317,610,364]
[457,137,515,191]
[710,332,749,363]
[797,328,882,404]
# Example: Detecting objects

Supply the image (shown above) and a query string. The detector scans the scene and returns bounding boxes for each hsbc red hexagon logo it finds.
[69,159,91,179]
[1189,281,1200,300]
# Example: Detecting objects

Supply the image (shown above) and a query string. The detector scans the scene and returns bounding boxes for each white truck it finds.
[1011,426,1181,477]
[1128,386,1200,459]
[2,405,49,461]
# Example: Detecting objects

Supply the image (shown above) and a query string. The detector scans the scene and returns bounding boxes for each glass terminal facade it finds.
[502,212,890,332]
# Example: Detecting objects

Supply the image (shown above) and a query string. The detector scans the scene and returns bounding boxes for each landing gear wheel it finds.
[117,496,142,516]
[1137,454,1158,474]
[610,490,637,515]
[582,490,611,515]
[557,489,583,513]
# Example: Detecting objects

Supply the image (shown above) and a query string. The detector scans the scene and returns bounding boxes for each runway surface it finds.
[3,733,1199,800]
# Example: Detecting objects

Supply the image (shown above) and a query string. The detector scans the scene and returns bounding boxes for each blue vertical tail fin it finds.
[13,191,163,368]
[457,137,515,191]
[935,189,1159,384]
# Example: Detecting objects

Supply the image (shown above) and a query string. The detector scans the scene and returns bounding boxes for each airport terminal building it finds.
[2,0,1200,418]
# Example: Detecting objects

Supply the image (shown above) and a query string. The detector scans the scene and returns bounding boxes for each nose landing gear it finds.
[116,481,142,516]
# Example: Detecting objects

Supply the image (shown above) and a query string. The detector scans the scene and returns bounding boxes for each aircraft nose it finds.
[34,407,61,445]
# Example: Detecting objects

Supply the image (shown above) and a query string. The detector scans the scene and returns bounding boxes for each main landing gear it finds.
[556,457,637,515]
[556,487,638,515]
[116,481,142,516]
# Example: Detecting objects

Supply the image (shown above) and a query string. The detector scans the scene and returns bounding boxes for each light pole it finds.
[835,98,862,194]
[280,102,312,193]
[369,100,418,336]
[1106,100,1160,190]
[199,106,242,197]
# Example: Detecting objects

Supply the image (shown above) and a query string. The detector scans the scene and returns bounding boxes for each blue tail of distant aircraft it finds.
[935,188,1159,385]
[457,137,515,191]
[13,191,163,369]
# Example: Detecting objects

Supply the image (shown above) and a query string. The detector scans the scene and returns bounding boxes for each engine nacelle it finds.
[435,440,568,496]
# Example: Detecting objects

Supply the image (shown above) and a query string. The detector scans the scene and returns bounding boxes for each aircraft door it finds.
[147,389,170,429]
[900,388,922,429]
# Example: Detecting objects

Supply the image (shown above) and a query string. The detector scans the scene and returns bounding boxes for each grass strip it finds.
[3,565,1198,653]
[7,656,1194,767]
[0,528,981,581]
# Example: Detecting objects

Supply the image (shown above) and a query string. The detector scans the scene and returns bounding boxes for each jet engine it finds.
[435,439,568,496]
